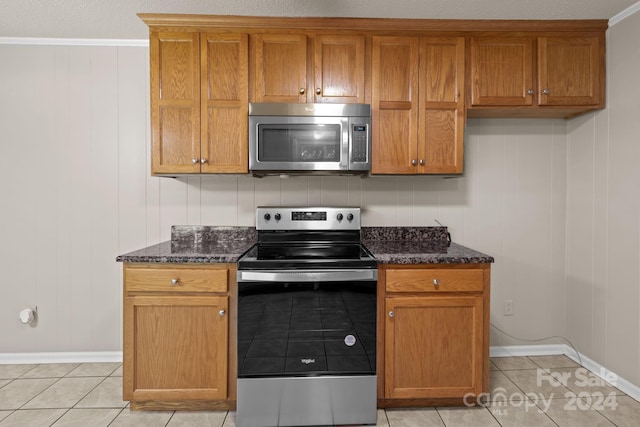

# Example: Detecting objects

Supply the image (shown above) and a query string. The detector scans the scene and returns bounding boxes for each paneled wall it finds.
[0,43,568,357]
[566,11,640,386]
[0,44,148,353]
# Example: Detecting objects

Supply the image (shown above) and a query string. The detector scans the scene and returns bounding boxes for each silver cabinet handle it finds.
[419,159,425,165]
[527,89,534,95]
[315,88,321,95]
[542,88,550,95]
[411,159,418,166]
[219,310,226,316]
[433,278,440,287]
[388,311,394,318]
[299,88,305,95]
[171,278,179,286]
[192,158,198,164]
[200,158,207,164]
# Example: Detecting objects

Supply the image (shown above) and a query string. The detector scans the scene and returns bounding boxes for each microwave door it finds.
[250,118,347,171]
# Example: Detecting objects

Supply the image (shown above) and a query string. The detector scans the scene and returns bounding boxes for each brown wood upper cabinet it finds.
[251,34,366,103]
[372,36,464,174]
[140,15,608,176]
[150,31,248,175]
[469,35,604,116]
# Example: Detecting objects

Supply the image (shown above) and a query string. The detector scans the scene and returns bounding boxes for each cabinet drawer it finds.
[125,266,228,293]
[386,268,483,293]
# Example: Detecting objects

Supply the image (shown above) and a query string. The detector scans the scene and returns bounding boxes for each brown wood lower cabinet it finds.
[123,263,236,410]
[122,261,490,410]
[378,264,490,406]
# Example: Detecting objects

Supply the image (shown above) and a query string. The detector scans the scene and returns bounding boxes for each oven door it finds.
[237,269,377,378]
[236,269,377,427]
[249,116,349,172]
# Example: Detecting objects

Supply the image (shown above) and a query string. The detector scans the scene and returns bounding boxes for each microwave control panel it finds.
[351,125,368,163]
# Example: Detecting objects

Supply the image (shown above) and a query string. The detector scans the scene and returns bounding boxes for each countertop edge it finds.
[115,226,495,265]
[373,256,495,265]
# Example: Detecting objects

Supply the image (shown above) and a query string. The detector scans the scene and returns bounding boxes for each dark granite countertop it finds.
[115,226,257,264]
[116,225,493,265]
[361,226,494,264]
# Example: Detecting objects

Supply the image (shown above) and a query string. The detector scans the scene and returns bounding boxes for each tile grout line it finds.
[105,407,128,427]
[70,375,111,409]
[164,409,175,426]
[6,363,121,417]
[16,375,63,411]
[496,355,621,427]
[49,407,73,427]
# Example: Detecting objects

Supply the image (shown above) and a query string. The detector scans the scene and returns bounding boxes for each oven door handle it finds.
[237,269,378,283]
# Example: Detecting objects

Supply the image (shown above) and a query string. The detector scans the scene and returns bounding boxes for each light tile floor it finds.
[0,356,639,426]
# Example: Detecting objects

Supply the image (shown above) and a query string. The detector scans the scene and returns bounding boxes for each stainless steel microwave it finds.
[248,103,371,176]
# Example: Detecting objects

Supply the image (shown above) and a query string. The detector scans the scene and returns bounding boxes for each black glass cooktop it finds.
[257,243,364,260]
[238,242,377,270]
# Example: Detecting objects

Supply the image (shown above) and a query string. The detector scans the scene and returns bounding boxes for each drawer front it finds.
[386,268,483,293]
[125,267,228,293]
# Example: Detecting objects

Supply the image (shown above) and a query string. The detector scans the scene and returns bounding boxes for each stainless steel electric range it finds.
[236,207,377,427]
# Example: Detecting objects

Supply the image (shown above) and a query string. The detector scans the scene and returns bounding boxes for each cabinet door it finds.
[385,296,483,399]
[150,31,201,174]
[123,295,229,401]
[251,34,307,102]
[313,35,365,103]
[470,37,534,106]
[201,33,249,173]
[418,37,465,174]
[538,36,602,106]
[371,36,419,174]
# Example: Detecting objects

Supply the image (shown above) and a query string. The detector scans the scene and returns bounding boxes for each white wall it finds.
[0,43,569,364]
[0,44,148,352]
[565,10,640,385]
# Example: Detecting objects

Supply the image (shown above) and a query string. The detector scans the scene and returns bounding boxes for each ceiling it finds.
[1,0,638,40]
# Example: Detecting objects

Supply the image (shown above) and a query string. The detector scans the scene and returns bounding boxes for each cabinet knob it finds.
[388,311,394,318]
[411,159,418,166]
[542,88,550,95]
[192,158,198,164]
[315,88,321,95]
[433,278,440,288]
[419,159,425,166]
[299,88,305,95]
[219,310,226,317]
[527,89,534,95]
[200,158,207,164]
[171,278,179,286]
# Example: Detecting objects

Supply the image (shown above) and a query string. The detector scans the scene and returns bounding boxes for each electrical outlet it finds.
[504,300,513,316]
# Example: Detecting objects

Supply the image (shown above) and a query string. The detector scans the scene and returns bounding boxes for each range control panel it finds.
[257,207,361,231]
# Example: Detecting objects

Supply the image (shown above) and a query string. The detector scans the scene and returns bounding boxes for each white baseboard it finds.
[490,344,568,358]
[491,344,640,402]
[0,351,122,365]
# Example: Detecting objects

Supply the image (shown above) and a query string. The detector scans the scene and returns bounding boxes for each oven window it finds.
[257,124,341,162]
[238,281,376,378]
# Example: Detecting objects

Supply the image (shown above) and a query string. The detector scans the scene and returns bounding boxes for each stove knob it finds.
[274,213,281,221]
[347,213,354,221]
[337,213,344,221]
[264,213,271,221]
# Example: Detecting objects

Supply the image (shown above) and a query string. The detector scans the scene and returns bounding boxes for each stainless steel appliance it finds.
[248,103,371,176]
[236,207,377,427]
